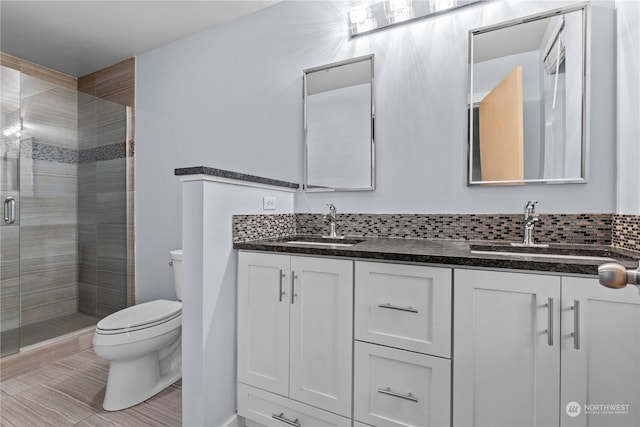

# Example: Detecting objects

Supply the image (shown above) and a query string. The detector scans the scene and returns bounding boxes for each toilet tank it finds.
[170,249,183,301]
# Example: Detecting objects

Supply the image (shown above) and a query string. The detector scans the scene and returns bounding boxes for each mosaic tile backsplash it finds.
[613,214,640,253]
[233,212,639,252]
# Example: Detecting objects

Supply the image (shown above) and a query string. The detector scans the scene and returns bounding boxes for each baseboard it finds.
[222,413,243,427]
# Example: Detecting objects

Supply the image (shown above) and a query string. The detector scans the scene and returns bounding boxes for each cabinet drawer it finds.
[354,341,451,427]
[355,262,452,357]
[238,383,351,427]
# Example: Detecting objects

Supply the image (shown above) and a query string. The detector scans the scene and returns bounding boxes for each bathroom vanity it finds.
[235,237,640,427]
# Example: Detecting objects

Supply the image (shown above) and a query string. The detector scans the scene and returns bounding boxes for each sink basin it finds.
[469,244,638,262]
[281,236,363,248]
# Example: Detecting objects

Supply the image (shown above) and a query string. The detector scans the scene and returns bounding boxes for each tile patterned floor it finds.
[0,348,181,426]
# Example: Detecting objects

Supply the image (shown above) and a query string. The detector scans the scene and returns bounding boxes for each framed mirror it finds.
[303,54,375,192]
[468,4,588,185]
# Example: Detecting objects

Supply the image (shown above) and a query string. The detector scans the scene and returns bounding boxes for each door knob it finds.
[598,262,640,294]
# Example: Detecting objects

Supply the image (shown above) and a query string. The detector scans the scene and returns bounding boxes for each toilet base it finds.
[102,343,182,411]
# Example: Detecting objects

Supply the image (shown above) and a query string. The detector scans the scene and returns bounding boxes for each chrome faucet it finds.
[323,204,342,239]
[511,201,549,247]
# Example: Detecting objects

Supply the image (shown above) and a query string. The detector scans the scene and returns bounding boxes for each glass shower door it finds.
[1,65,21,357]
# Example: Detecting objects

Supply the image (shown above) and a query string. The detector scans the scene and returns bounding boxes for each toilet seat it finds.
[96,300,182,335]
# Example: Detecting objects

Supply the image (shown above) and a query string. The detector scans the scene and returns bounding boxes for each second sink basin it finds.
[470,244,637,262]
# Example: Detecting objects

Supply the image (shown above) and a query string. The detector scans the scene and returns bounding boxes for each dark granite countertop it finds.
[175,166,299,190]
[234,235,640,276]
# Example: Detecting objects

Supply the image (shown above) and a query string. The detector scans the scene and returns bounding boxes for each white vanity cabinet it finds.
[454,269,640,427]
[560,277,640,427]
[354,262,453,427]
[237,251,353,425]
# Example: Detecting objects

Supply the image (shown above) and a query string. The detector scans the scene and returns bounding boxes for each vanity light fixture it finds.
[348,0,483,37]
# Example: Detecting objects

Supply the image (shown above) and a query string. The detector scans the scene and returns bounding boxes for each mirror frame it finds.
[303,54,376,192]
[467,3,590,186]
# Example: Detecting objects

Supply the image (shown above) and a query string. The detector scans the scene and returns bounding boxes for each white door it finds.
[289,256,353,417]
[561,277,640,427]
[237,252,291,396]
[453,269,561,427]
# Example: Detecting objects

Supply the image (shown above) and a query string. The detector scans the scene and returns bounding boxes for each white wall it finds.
[136,0,617,301]
[616,0,640,214]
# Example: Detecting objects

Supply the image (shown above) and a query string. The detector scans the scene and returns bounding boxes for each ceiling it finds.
[0,1,279,77]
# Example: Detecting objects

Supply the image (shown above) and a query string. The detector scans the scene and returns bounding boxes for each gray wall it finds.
[616,0,640,214]
[136,0,617,302]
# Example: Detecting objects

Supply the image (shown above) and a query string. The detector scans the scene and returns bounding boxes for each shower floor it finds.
[19,312,99,348]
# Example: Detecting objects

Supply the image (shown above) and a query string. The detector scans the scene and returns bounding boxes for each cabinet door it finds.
[561,277,640,427]
[289,256,353,417]
[453,269,561,427]
[354,341,451,427]
[238,252,290,396]
[355,262,452,357]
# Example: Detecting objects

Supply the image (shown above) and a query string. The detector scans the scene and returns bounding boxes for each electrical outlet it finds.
[263,196,277,210]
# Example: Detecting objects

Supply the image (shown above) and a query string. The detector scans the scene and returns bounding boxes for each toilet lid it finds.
[96,299,182,332]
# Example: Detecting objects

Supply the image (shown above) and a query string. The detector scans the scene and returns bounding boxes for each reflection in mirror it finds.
[468,5,588,185]
[303,54,375,192]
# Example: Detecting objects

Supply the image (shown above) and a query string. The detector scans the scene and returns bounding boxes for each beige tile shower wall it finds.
[1,53,80,325]
[78,58,135,316]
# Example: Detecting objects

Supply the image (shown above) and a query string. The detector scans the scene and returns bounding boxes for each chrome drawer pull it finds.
[571,300,581,350]
[291,272,298,304]
[546,297,554,347]
[279,270,286,302]
[377,386,419,403]
[272,412,301,427]
[378,303,418,314]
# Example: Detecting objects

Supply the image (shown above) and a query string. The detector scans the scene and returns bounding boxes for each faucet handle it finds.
[524,200,538,213]
[326,203,336,212]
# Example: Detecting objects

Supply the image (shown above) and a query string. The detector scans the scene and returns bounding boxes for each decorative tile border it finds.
[612,214,640,252]
[79,142,126,163]
[234,213,617,247]
[18,139,127,164]
[21,139,78,164]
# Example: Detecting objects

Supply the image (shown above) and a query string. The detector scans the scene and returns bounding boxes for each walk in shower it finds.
[0,63,133,357]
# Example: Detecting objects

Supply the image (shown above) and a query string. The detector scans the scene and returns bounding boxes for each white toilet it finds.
[93,249,183,411]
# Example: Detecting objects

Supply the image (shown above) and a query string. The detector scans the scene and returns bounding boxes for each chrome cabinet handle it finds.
[4,196,16,224]
[377,386,418,403]
[279,270,286,302]
[571,300,581,350]
[546,297,554,346]
[272,412,301,427]
[291,272,298,304]
[378,303,418,314]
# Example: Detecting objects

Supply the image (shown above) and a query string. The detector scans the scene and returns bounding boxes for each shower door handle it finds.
[4,196,16,224]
